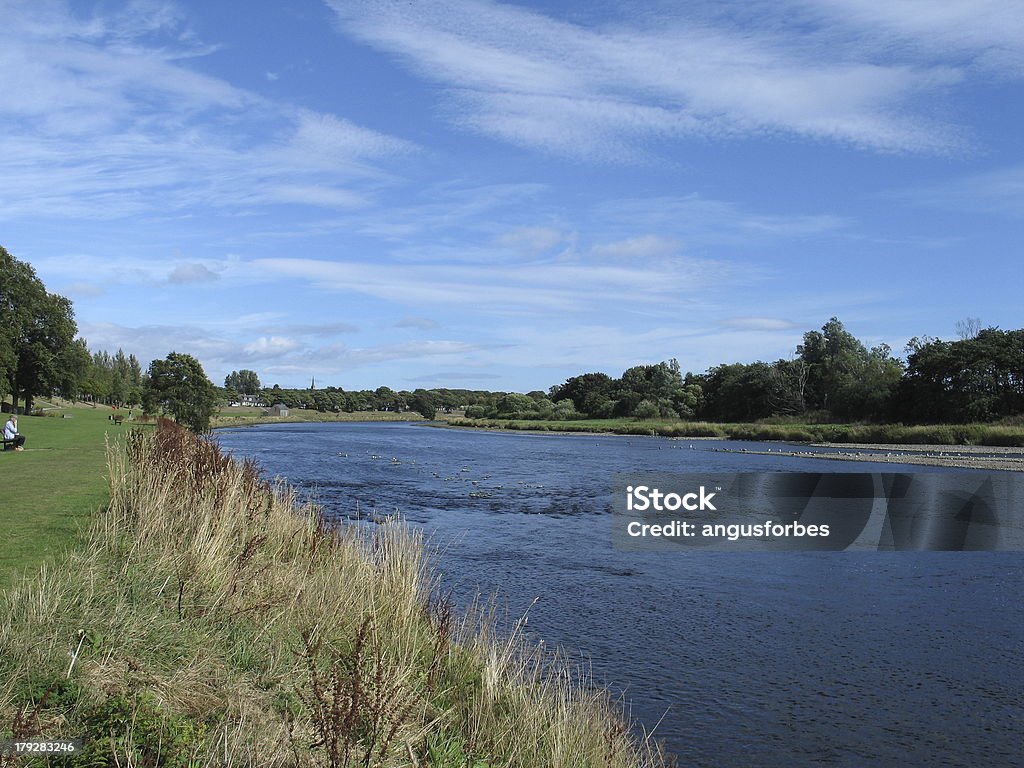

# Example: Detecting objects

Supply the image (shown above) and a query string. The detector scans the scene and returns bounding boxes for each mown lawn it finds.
[0,404,139,584]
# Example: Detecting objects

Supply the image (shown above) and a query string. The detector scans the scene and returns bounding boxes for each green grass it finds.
[445,417,1024,446]
[0,403,140,583]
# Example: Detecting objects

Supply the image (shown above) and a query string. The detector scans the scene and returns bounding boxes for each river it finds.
[214,421,1023,767]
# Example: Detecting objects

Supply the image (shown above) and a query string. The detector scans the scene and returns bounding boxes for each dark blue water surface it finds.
[215,422,1023,768]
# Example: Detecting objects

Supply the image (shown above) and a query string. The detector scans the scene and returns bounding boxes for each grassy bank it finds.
[0,421,668,767]
[445,417,1024,446]
[212,407,423,429]
[0,403,138,583]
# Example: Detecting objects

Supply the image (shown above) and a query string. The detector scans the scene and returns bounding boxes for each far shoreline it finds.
[221,415,1024,472]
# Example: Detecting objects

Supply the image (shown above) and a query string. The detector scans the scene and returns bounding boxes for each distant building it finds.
[270,403,289,417]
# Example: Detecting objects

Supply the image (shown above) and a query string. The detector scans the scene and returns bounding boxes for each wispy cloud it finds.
[395,317,440,330]
[597,195,849,245]
[167,262,220,284]
[327,0,963,157]
[803,0,1024,74]
[721,317,799,331]
[0,1,416,221]
[267,321,360,336]
[887,163,1024,217]
[405,371,503,383]
[589,235,683,261]
[252,254,740,316]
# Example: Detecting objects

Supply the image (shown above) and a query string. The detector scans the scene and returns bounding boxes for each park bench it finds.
[2,438,17,451]
[112,415,124,425]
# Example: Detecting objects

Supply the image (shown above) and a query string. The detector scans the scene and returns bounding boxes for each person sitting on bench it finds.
[4,415,26,451]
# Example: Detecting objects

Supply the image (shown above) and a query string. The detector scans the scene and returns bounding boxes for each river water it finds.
[214,421,1023,767]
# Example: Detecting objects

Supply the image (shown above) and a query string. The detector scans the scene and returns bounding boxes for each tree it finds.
[551,372,615,414]
[143,352,219,432]
[897,328,1024,422]
[1,246,82,411]
[956,317,982,341]
[225,369,261,395]
[409,390,437,420]
[616,360,700,418]
[795,317,899,420]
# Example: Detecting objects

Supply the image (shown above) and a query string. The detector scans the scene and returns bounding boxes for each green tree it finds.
[1,246,82,411]
[550,372,615,414]
[796,317,900,420]
[225,369,261,395]
[409,389,437,420]
[616,360,699,418]
[897,328,1024,422]
[142,352,219,433]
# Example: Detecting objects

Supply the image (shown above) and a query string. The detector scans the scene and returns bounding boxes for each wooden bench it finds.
[3,438,18,451]
[112,415,124,425]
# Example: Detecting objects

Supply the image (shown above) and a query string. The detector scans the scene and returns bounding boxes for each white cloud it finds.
[326,0,964,156]
[495,226,568,255]
[888,163,1024,217]
[243,336,301,359]
[269,321,360,336]
[252,254,738,316]
[167,262,220,284]
[395,316,440,330]
[805,0,1024,74]
[721,317,798,331]
[590,235,682,261]
[0,1,416,221]
[597,195,848,244]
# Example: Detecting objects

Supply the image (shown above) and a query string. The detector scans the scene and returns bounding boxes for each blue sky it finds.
[2,0,1022,391]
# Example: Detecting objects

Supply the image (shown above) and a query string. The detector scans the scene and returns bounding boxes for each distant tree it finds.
[767,358,809,415]
[143,352,219,432]
[897,328,1024,422]
[551,372,615,414]
[551,399,579,420]
[796,317,899,419]
[692,362,775,421]
[55,339,91,401]
[495,392,535,417]
[374,386,398,410]
[956,317,982,341]
[225,369,261,395]
[616,360,700,418]
[409,390,437,420]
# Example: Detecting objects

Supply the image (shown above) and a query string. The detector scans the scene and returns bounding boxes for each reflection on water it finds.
[216,422,1023,768]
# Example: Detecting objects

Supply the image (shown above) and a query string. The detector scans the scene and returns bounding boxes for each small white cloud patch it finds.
[167,263,221,284]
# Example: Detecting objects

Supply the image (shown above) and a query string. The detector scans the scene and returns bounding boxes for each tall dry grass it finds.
[0,419,671,767]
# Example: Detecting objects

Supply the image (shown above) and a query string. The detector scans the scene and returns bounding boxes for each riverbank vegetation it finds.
[0,421,669,767]
[445,417,1024,446]
[461,319,1024,439]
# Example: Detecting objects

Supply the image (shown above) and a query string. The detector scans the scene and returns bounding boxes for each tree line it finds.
[6,244,1020,431]
[255,385,499,421]
[526,318,1022,425]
